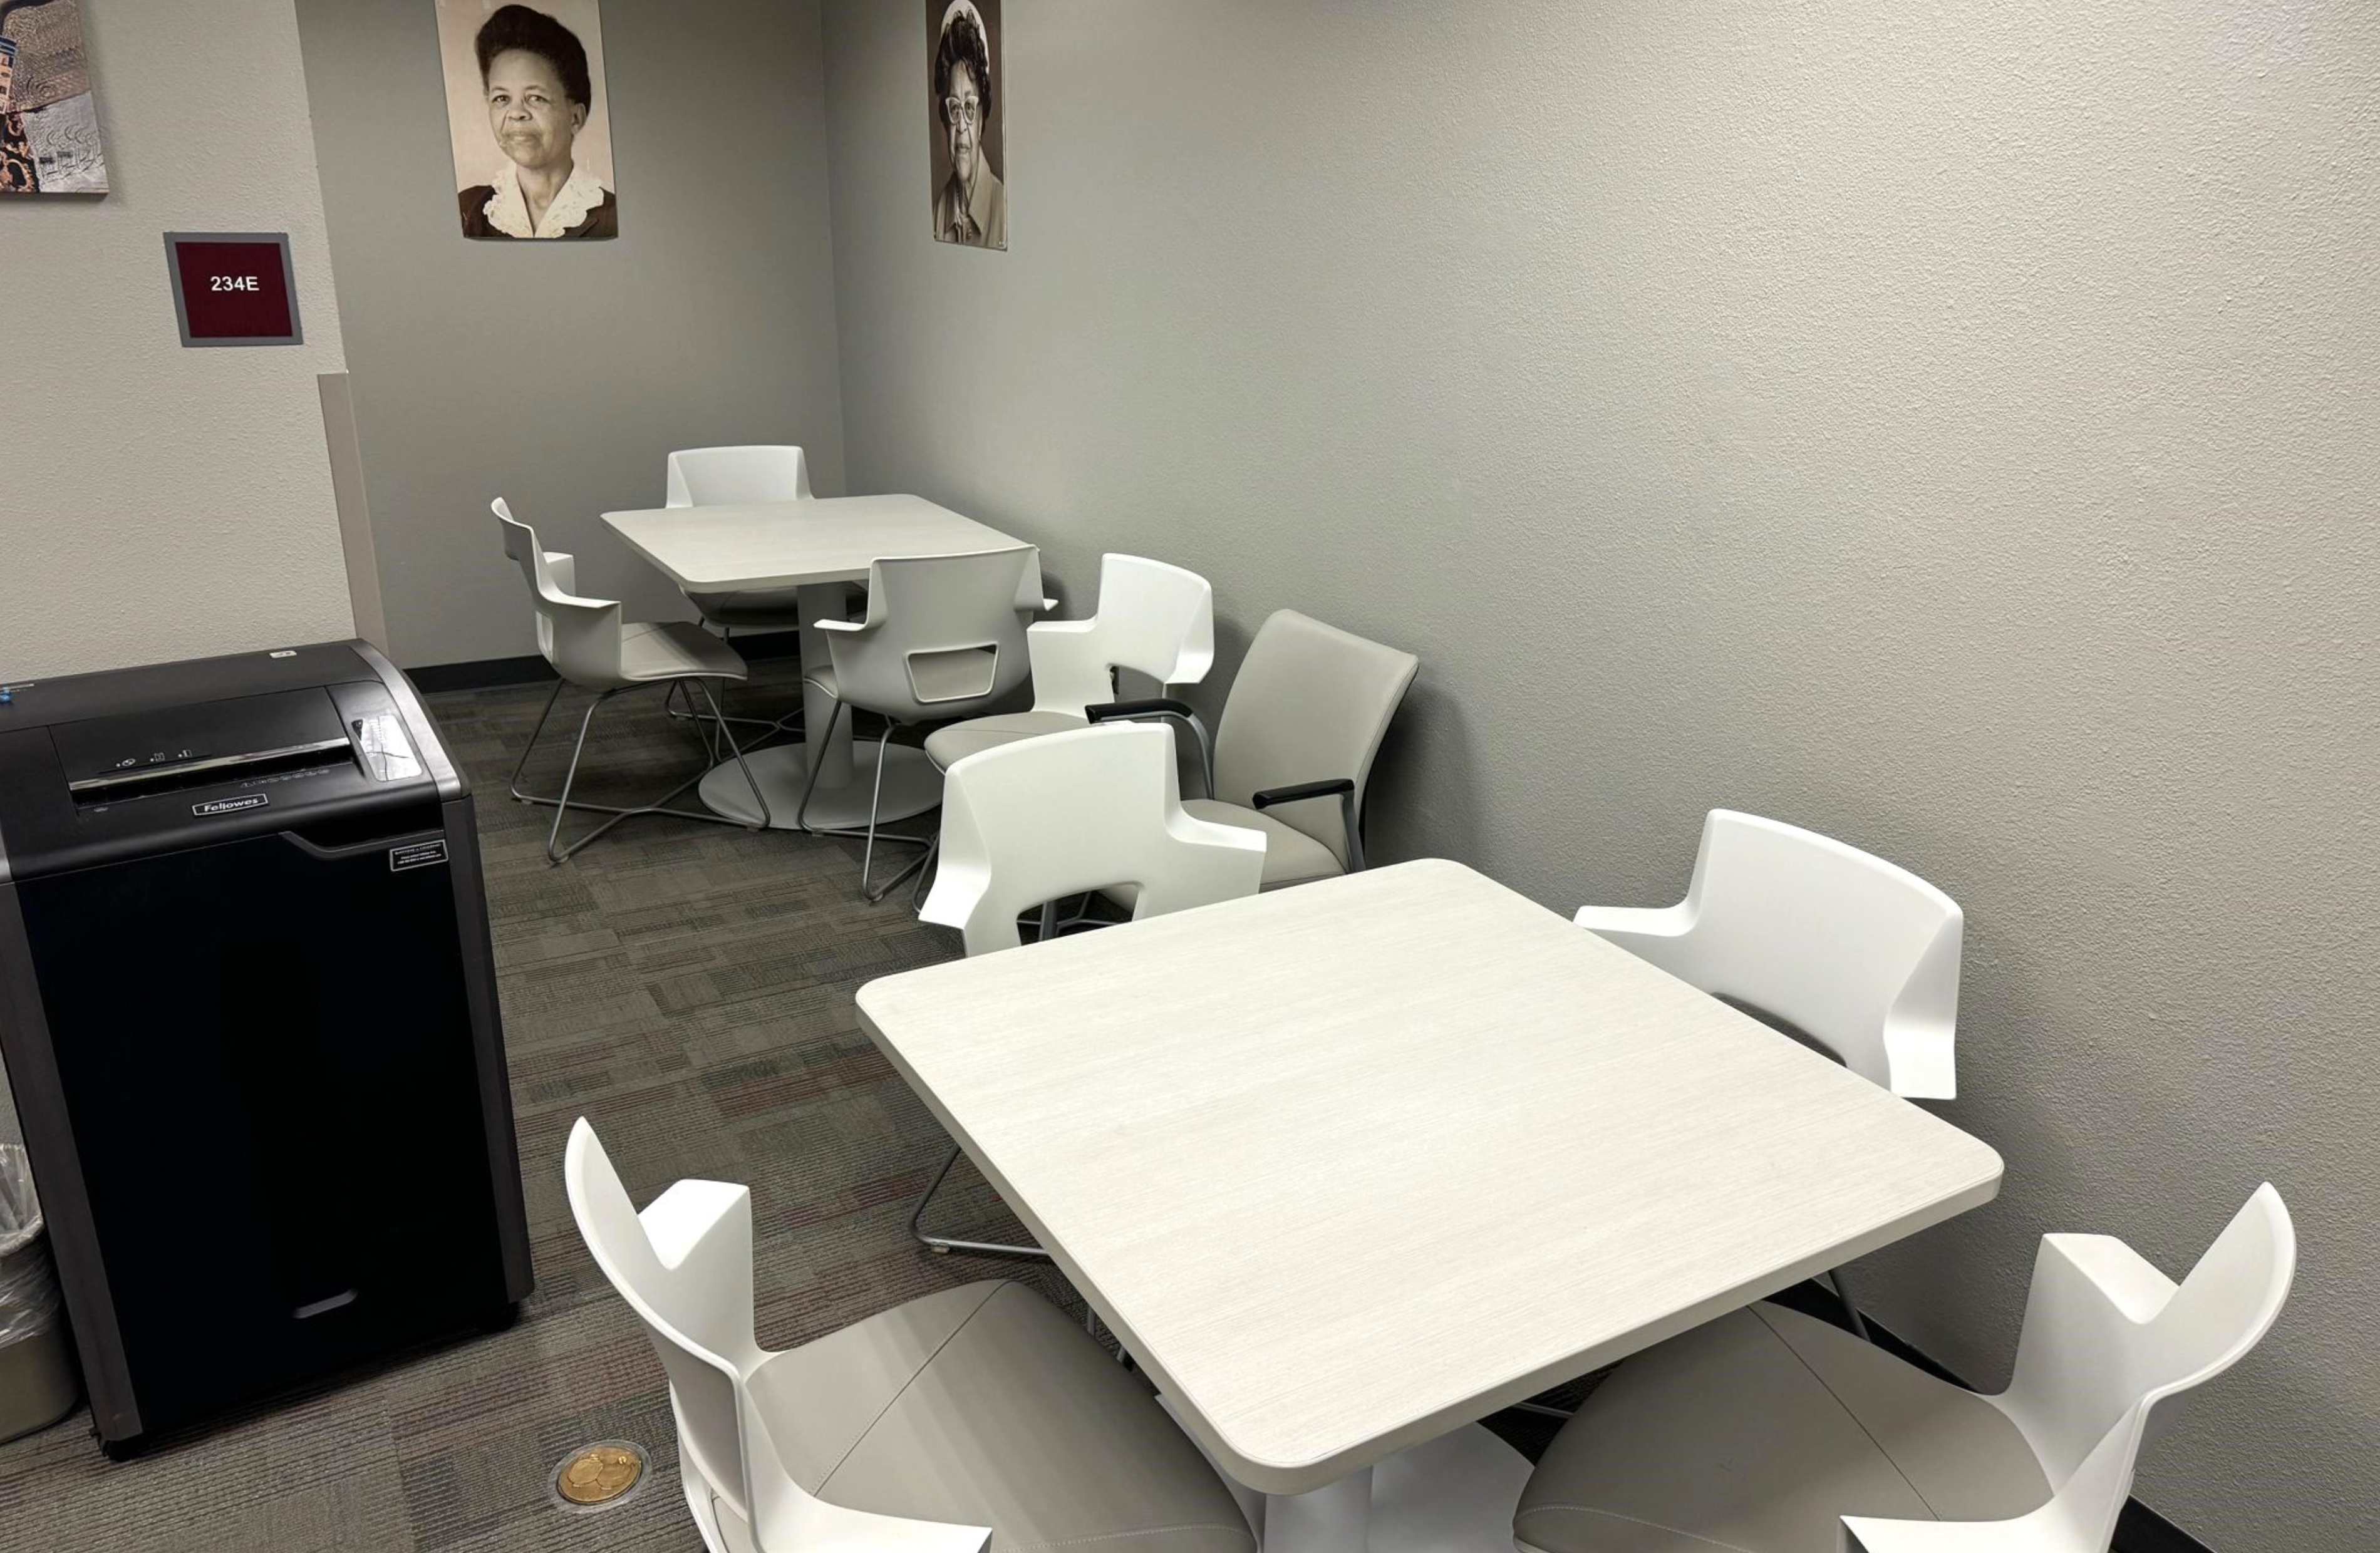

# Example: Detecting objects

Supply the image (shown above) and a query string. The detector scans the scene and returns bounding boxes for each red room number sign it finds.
[164,232,303,347]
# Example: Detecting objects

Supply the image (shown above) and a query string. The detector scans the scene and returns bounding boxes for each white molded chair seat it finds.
[1514,1303,2047,1553]
[747,1279,1253,1553]
[619,621,750,682]
[565,1120,1252,1553]
[923,709,1090,770]
[1514,1185,2294,1553]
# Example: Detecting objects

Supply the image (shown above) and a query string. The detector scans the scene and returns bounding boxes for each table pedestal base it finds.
[697,741,943,833]
[1164,1401,1531,1553]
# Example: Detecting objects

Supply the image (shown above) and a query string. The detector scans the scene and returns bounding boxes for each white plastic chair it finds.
[662,445,815,634]
[1509,1185,2295,1553]
[1568,808,1963,1341]
[564,1120,1252,1553]
[661,445,820,735]
[798,547,1043,899]
[665,445,816,509]
[925,554,1216,780]
[495,499,769,862]
[924,723,1263,956]
[1574,809,1963,1101]
[1092,609,1417,889]
[907,723,1265,1256]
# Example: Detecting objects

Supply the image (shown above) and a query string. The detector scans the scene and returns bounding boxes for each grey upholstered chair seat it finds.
[684,586,808,630]
[615,620,750,684]
[742,1280,1254,1553]
[1182,799,1344,887]
[925,709,1089,771]
[1099,800,1340,913]
[1513,1302,2049,1553]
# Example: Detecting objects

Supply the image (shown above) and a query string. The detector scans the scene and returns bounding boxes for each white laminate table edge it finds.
[854,991,2003,1497]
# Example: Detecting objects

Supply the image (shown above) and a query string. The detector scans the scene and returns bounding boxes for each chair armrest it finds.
[1251,778,1353,810]
[1250,778,1366,872]
[1086,696,1198,723]
[1040,596,1059,612]
[814,618,867,634]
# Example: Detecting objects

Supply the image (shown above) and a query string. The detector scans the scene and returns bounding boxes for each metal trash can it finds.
[0,1142,80,1442]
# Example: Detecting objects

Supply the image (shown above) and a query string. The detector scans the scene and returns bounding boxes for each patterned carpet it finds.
[0,662,1572,1552]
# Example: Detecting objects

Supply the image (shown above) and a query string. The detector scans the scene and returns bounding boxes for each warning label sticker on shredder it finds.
[389,840,449,872]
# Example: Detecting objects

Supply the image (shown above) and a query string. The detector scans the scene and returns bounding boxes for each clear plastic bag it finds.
[0,1143,61,1346]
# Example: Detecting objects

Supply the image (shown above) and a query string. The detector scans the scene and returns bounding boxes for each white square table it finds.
[601,493,1039,830]
[854,859,2004,1553]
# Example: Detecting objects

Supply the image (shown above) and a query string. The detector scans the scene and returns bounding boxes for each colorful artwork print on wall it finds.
[435,0,617,239]
[928,0,1004,250]
[0,0,111,195]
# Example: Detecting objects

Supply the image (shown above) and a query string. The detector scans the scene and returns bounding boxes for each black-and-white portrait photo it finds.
[436,0,618,240]
[928,0,1004,250]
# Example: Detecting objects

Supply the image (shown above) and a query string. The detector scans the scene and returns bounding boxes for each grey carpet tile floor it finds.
[0,663,1561,1553]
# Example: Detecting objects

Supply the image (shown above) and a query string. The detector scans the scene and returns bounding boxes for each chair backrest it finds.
[923,723,1266,954]
[493,498,626,685]
[825,548,1039,723]
[665,445,814,507]
[1610,810,1962,1098]
[1027,554,1216,715]
[564,1118,767,1524]
[1995,1185,2295,1540]
[1211,611,1418,869]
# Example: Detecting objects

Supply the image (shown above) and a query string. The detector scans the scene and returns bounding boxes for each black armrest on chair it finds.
[1251,778,1365,872]
[1085,696,1198,724]
[1250,778,1354,810]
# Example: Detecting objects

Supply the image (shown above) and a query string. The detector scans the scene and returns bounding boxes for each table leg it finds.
[1264,1468,1371,1553]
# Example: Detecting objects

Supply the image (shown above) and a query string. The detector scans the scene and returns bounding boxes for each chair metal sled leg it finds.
[795,706,934,901]
[514,679,773,864]
[909,1145,1051,1261]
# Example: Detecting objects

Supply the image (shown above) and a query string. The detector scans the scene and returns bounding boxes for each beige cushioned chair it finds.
[1095,609,1417,889]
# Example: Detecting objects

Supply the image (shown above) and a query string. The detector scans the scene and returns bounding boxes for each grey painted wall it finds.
[820,3,2380,1549]
[294,0,847,668]
[0,0,356,683]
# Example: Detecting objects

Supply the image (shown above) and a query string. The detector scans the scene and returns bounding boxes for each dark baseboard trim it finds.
[1853,1304,2212,1553]
[401,629,804,694]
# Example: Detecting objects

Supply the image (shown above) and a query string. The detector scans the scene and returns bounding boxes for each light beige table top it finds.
[856,859,2004,1496]
[600,493,1033,592]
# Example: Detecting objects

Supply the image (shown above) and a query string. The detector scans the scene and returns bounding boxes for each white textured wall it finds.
[822,3,2380,1548]
[0,0,356,680]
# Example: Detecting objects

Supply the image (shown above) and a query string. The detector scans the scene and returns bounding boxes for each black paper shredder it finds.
[0,641,531,1456]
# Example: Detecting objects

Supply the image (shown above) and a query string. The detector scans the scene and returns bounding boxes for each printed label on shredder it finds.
[389,840,449,872]
[192,794,269,816]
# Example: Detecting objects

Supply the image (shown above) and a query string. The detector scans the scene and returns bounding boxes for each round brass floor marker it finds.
[550,1440,647,1513]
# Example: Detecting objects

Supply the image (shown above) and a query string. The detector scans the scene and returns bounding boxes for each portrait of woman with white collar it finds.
[437,0,618,241]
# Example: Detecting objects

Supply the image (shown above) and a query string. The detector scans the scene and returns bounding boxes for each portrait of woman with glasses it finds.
[929,0,1005,250]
